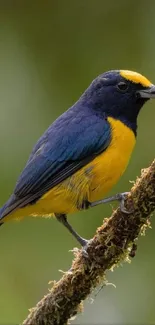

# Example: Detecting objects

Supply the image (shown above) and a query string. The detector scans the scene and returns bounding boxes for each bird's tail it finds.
[0,199,12,225]
[0,204,6,226]
[0,194,17,224]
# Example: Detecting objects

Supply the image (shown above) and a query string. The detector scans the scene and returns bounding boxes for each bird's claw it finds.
[117,192,134,214]
[81,247,89,258]
[70,239,91,258]
[81,238,93,258]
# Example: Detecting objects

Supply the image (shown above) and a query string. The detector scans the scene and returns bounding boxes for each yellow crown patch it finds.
[120,70,152,88]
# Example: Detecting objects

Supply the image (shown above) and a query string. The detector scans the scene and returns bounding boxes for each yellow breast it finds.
[41,116,136,213]
[87,117,136,202]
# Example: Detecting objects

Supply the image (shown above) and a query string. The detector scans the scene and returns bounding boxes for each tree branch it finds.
[22,160,155,325]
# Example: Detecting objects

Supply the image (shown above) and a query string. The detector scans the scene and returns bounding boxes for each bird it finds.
[0,69,155,247]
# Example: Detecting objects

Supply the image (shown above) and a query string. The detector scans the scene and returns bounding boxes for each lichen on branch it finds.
[22,160,155,325]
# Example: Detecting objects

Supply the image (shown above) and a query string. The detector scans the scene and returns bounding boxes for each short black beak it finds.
[137,84,155,99]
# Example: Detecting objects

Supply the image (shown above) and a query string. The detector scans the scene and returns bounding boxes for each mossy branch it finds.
[22,160,155,325]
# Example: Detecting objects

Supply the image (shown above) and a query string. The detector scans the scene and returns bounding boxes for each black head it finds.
[81,70,155,135]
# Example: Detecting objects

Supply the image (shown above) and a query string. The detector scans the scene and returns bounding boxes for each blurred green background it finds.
[0,1,155,324]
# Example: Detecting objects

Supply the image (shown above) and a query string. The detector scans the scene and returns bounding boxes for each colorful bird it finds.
[0,70,155,247]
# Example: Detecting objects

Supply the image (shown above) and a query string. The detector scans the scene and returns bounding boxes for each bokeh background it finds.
[0,1,155,324]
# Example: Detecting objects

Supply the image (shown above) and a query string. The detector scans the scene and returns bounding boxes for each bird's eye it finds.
[117,82,128,92]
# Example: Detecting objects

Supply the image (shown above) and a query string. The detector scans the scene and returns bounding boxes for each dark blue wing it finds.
[0,107,111,219]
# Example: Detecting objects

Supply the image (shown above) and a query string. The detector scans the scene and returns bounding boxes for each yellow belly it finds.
[5,117,136,221]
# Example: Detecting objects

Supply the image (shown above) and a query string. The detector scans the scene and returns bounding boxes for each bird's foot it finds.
[81,238,93,258]
[90,191,133,214]
[115,192,131,214]
[75,237,91,258]
[71,238,92,259]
